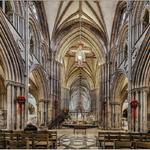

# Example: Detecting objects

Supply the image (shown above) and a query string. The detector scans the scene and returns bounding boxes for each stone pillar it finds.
[147,91,150,129]
[91,89,96,113]
[138,91,142,132]
[111,103,115,128]
[43,99,49,125]
[11,86,15,130]
[47,99,52,122]
[36,102,40,126]
[39,100,44,125]
[16,88,20,130]
[111,102,121,129]
[137,89,148,132]
[61,88,65,110]
[7,85,12,129]
[143,89,148,131]
[2,0,5,13]
[43,100,46,125]
[24,1,29,124]
[138,91,143,132]
[115,103,121,129]
[127,0,133,131]
[135,91,139,132]
[107,100,111,129]
[96,88,100,123]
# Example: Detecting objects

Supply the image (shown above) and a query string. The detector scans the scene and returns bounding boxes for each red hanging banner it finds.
[131,98,138,119]
[17,96,26,103]
[17,103,22,113]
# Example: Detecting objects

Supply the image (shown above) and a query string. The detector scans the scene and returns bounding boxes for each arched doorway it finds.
[28,66,49,126]
[112,73,128,129]
[28,93,37,124]
[121,99,128,130]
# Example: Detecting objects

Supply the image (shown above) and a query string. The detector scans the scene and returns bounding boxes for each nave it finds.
[0,0,150,149]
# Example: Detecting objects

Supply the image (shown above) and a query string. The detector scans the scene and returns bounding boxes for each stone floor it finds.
[57,128,99,149]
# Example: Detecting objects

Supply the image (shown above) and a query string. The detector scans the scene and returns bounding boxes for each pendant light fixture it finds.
[75,14,85,67]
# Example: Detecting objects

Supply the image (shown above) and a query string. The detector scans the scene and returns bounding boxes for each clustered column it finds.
[6,81,25,130]
[49,52,61,119]
[133,88,148,132]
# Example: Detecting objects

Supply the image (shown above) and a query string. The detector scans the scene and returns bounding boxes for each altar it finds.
[62,124,98,134]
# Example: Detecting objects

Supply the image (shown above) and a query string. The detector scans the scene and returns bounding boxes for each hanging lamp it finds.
[75,14,85,67]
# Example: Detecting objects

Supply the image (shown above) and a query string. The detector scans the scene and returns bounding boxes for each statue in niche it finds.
[28,103,35,115]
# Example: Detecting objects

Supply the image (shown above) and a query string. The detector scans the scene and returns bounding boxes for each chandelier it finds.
[75,14,85,67]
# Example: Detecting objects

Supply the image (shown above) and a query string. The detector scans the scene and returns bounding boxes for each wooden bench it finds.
[0,130,57,149]
[97,131,148,148]
[98,131,150,149]
[135,141,150,149]
[114,141,133,149]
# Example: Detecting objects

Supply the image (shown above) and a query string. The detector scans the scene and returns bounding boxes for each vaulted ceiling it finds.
[43,0,119,111]
[44,0,118,42]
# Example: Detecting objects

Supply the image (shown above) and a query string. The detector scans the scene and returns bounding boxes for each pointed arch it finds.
[132,28,150,88]
[0,10,24,83]
[29,64,49,100]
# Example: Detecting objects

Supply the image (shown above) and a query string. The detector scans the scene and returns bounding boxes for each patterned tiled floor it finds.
[58,135,97,149]
[57,128,98,149]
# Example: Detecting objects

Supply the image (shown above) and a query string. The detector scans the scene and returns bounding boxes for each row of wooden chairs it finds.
[0,130,57,149]
[97,131,150,149]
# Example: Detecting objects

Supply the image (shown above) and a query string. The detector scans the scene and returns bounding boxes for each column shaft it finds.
[7,85,12,129]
